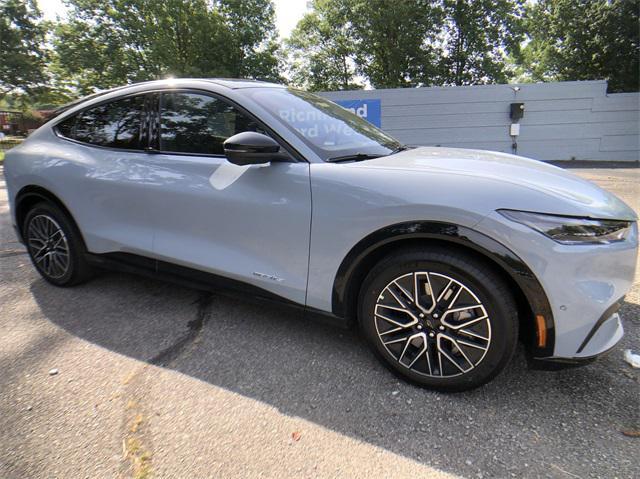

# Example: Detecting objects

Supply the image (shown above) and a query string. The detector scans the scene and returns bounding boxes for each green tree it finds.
[350,0,443,88]
[438,0,525,85]
[0,0,48,98]
[519,0,639,92]
[287,0,524,89]
[287,0,360,91]
[53,0,281,95]
[219,0,283,80]
[286,0,443,89]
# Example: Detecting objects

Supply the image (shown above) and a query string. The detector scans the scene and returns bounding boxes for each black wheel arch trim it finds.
[331,220,556,358]
[14,186,82,244]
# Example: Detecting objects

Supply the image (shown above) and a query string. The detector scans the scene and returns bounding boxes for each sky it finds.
[37,0,309,39]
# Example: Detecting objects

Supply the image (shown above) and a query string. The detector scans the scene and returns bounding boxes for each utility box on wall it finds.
[510,102,525,121]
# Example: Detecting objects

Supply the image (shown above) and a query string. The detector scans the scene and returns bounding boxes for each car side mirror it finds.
[223,131,291,166]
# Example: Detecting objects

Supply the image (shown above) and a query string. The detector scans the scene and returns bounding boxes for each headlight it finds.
[498,210,632,245]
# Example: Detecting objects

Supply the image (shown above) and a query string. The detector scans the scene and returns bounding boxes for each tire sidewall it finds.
[359,251,517,392]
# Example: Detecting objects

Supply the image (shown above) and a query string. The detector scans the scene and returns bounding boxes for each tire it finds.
[358,247,518,392]
[23,202,94,287]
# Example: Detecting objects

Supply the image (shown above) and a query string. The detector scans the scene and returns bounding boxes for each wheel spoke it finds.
[444,285,463,310]
[424,347,433,375]
[383,331,414,346]
[44,254,53,275]
[457,338,488,351]
[435,279,454,306]
[50,254,61,276]
[51,253,66,275]
[375,304,418,325]
[459,328,489,340]
[376,312,414,330]
[386,284,409,308]
[437,349,444,376]
[46,217,55,236]
[28,237,45,247]
[394,332,429,370]
[387,278,413,302]
[398,336,413,362]
[31,243,48,259]
[31,218,47,241]
[413,272,435,313]
[439,334,474,369]
[442,311,488,330]
[439,347,467,373]
[380,326,403,336]
[446,328,489,351]
[50,231,64,246]
[34,250,48,263]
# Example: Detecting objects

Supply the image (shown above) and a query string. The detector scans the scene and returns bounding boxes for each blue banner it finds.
[336,99,382,128]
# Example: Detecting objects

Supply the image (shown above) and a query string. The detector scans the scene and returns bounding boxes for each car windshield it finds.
[245,88,402,161]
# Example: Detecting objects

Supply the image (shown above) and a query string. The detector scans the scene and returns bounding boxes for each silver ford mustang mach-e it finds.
[4,79,637,391]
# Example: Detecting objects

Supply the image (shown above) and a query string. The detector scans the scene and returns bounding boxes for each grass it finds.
[0,136,25,162]
[125,436,152,479]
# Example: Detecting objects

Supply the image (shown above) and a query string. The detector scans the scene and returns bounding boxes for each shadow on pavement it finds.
[30,271,639,478]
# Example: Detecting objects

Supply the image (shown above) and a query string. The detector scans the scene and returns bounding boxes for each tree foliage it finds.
[288,0,444,90]
[287,0,638,92]
[2,0,638,105]
[287,0,525,90]
[287,0,360,91]
[53,0,282,94]
[438,0,525,86]
[0,0,48,97]
[519,0,639,93]
[219,0,282,79]
[349,0,443,88]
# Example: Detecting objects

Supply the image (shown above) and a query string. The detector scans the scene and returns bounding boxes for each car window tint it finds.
[74,95,145,149]
[56,115,76,138]
[160,92,261,155]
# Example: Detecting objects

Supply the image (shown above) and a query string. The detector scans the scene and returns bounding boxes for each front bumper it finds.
[529,302,624,370]
[477,212,637,361]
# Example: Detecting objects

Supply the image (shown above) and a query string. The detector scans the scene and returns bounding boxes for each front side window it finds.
[160,92,261,155]
[57,95,145,150]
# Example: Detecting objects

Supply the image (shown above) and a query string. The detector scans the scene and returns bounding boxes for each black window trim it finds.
[53,91,150,154]
[53,87,306,163]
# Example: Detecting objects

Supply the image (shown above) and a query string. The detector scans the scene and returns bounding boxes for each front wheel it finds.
[358,247,518,392]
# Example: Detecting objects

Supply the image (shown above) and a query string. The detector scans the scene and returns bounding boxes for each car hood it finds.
[346,146,637,221]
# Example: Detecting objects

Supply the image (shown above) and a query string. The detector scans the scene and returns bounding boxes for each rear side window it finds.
[56,95,145,150]
[56,116,75,138]
[160,92,261,155]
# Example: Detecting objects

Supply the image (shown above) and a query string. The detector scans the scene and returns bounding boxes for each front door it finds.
[145,91,312,305]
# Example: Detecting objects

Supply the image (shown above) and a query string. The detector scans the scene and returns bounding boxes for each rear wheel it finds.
[23,202,94,286]
[358,247,518,392]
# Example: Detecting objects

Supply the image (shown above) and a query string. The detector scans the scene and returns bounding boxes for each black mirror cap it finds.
[223,131,290,166]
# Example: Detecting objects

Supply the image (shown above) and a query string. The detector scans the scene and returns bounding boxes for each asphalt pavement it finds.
[1,166,638,478]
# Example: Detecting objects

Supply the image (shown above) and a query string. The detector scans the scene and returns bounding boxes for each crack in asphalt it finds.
[118,291,214,477]
[0,249,27,258]
[149,291,214,367]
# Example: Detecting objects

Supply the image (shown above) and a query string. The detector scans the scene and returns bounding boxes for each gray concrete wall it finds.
[321,80,640,162]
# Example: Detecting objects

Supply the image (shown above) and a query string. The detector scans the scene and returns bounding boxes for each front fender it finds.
[330,221,556,358]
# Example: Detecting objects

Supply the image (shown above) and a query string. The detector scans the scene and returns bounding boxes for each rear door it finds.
[53,93,156,255]
[145,90,312,305]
